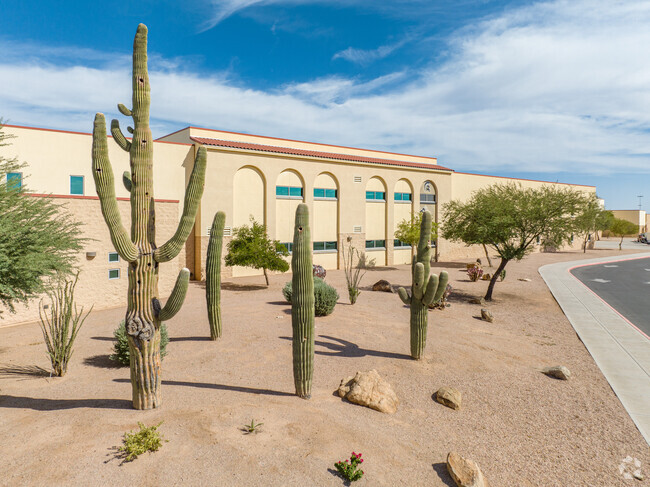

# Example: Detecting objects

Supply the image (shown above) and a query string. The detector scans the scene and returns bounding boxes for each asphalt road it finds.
[570,257,650,338]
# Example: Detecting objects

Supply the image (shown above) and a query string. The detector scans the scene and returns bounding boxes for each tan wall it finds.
[1,197,183,327]
[612,210,646,232]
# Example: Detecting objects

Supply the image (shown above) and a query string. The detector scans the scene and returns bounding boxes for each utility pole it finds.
[638,195,643,210]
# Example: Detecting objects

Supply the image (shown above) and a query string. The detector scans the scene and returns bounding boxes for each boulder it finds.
[542,365,571,380]
[480,309,493,323]
[337,369,399,414]
[446,451,490,487]
[435,386,462,410]
[372,280,393,293]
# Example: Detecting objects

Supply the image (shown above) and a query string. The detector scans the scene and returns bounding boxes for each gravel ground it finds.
[0,246,649,486]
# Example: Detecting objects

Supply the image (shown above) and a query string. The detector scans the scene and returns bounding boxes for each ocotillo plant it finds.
[92,24,206,409]
[397,210,449,359]
[291,204,315,398]
[206,211,225,340]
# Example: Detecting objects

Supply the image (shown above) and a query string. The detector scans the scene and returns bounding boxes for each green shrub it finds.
[117,422,166,462]
[110,320,169,366]
[282,277,339,316]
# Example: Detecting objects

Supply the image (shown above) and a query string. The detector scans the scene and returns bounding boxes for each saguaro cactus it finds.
[206,211,225,340]
[92,24,207,409]
[291,204,315,398]
[397,210,449,360]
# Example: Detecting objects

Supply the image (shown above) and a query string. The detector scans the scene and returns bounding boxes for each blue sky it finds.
[1,0,649,210]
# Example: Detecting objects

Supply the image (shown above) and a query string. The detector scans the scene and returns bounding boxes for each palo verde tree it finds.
[609,218,639,250]
[0,123,84,316]
[92,24,207,409]
[224,217,289,286]
[573,194,613,253]
[441,182,585,301]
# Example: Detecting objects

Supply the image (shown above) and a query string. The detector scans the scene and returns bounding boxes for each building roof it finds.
[190,136,453,172]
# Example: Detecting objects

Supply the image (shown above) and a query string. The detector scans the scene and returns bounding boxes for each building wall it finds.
[612,210,646,233]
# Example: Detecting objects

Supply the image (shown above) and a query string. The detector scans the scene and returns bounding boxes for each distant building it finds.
[611,210,647,233]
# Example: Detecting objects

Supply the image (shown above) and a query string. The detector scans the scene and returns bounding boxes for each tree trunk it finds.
[482,243,493,267]
[583,236,588,253]
[484,258,508,301]
[263,268,269,286]
[619,236,623,250]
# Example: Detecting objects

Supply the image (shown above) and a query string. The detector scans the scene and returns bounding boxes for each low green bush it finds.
[282,277,339,316]
[110,320,169,366]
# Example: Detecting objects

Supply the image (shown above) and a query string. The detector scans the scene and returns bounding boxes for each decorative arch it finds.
[365,176,387,265]
[233,165,265,227]
[420,180,437,207]
[275,169,305,246]
[276,169,305,194]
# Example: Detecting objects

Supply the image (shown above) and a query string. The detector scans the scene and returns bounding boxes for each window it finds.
[276,186,303,198]
[108,252,120,263]
[394,239,411,248]
[366,191,385,201]
[7,172,22,190]
[108,269,120,280]
[70,175,84,195]
[420,193,436,204]
[365,239,386,249]
[313,241,337,252]
[314,188,337,199]
[394,192,412,202]
[279,242,293,253]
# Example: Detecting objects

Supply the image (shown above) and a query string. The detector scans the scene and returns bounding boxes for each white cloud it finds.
[2,0,650,177]
[332,38,411,65]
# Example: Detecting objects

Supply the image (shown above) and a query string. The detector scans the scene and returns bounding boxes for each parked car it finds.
[639,233,649,244]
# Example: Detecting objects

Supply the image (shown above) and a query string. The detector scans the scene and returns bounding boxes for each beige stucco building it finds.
[611,210,647,233]
[1,123,596,326]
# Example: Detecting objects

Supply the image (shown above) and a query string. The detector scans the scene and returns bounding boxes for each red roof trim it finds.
[453,171,596,188]
[3,124,192,146]
[28,193,179,203]
[178,126,437,161]
[191,136,452,172]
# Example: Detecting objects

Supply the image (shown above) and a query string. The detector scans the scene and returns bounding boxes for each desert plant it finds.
[312,264,326,279]
[429,284,452,310]
[397,210,449,359]
[610,218,639,250]
[110,320,169,366]
[224,217,289,286]
[91,24,205,409]
[38,273,92,376]
[341,238,375,304]
[499,269,506,281]
[206,211,225,340]
[335,452,364,482]
[242,419,263,434]
[117,422,166,462]
[291,204,314,399]
[467,265,483,282]
[282,277,338,316]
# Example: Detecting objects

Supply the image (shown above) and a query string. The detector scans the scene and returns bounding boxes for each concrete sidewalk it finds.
[539,252,650,446]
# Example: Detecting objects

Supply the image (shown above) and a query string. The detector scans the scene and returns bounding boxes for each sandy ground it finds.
[1,245,649,486]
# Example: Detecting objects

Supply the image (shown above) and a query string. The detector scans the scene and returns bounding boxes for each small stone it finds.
[372,280,393,292]
[446,451,490,487]
[435,386,462,410]
[469,297,486,305]
[337,369,399,414]
[518,278,531,282]
[275,316,283,319]
[480,309,493,323]
[633,471,644,481]
[542,365,571,380]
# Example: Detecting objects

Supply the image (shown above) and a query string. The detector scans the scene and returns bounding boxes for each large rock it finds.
[372,280,393,293]
[337,369,399,414]
[447,451,490,487]
[480,309,493,323]
[435,386,462,410]
[542,365,571,380]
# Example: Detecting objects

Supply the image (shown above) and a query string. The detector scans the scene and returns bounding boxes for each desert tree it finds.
[0,123,84,316]
[573,194,613,252]
[441,182,585,301]
[609,218,639,250]
[224,217,289,286]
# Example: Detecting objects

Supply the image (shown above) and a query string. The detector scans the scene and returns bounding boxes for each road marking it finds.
[604,265,619,268]
[591,278,611,283]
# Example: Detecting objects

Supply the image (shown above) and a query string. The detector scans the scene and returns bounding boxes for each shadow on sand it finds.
[279,335,412,360]
[221,282,267,291]
[0,364,51,379]
[113,378,294,397]
[0,395,132,410]
[432,463,456,487]
[83,354,122,369]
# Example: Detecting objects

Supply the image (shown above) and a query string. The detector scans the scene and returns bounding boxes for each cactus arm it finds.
[92,113,138,262]
[118,103,132,117]
[422,274,439,306]
[432,271,449,304]
[398,287,411,305]
[111,119,132,152]
[154,146,207,263]
[157,268,190,321]
[413,262,425,299]
[123,171,132,192]
[206,211,225,340]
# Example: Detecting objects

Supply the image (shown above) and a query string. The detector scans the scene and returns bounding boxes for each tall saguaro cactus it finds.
[206,211,225,340]
[397,210,449,360]
[291,204,315,398]
[92,24,207,409]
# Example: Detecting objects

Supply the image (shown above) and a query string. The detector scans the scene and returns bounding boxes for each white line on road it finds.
[604,265,619,268]
[591,278,611,283]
